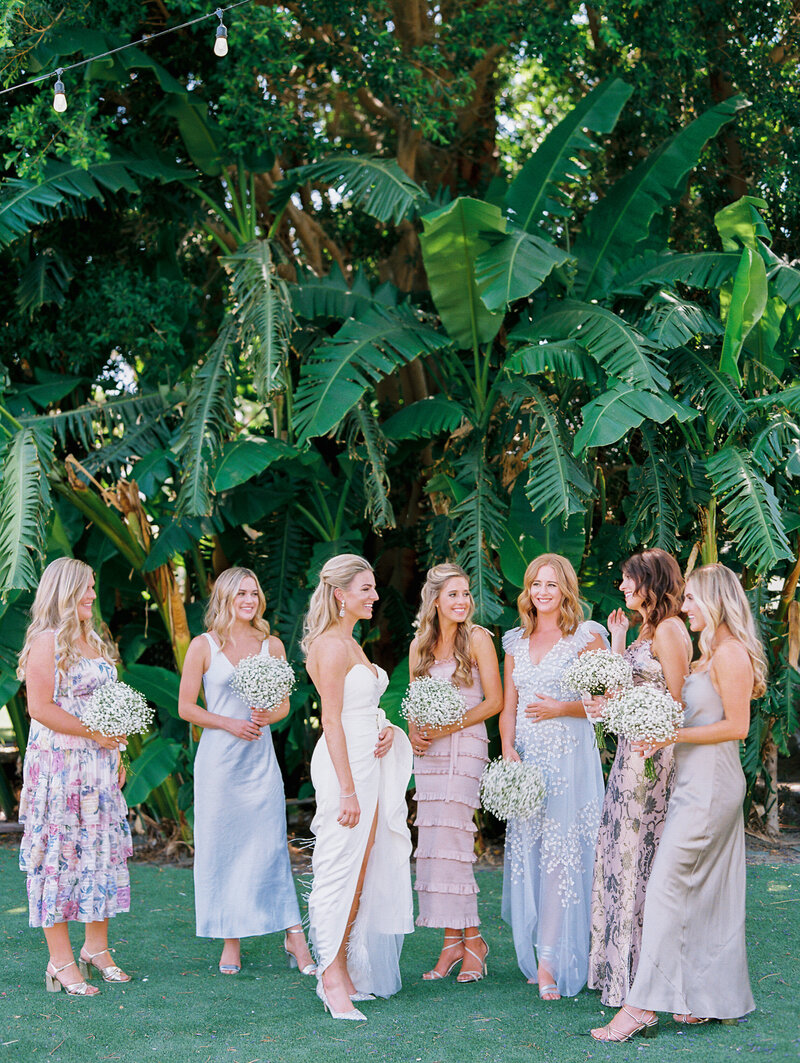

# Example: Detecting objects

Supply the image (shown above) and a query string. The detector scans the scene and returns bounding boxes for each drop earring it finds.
[338,600,345,618]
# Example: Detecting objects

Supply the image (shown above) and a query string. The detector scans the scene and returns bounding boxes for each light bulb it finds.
[214,9,228,56]
[53,69,67,112]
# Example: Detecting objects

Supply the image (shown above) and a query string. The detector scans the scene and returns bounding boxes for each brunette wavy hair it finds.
[412,563,475,687]
[621,548,684,635]
[517,554,583,638]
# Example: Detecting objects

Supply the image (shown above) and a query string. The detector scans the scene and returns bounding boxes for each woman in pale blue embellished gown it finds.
[303,555,413,1021]
[179,568,313,976]
[499,553,607,1000]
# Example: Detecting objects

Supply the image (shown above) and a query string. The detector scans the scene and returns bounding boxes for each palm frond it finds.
[0,427,54,595]
[475,228,571,311]
[573,383,696,452]
[16,248,72,317]
[292,306,447,443]
[449,446,507,623]
[291,264,399,322]
[226,239,294,401]
[673,349,750,434]
[382,396,470,441]
[174,325,235,518]
[505,341,603,387]
[574,96,745,296]
[345,403,396,530]
[521,384,594,523]
[612,251,741,295]
[626,428,683,552]
[639,292,723,348]
[504,79,632,233]
[272,155,426,226]
[0,155,194,248]
[705,446,793,573]
[514,300,670,391]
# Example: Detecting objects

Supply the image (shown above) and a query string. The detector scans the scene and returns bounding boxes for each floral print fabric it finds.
[587,639,674,1005]
[19,654,132,928]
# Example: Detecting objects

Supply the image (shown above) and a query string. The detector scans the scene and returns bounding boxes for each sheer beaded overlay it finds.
[500,621,606,996]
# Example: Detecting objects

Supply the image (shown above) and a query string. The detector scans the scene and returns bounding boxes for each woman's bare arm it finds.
[651,616,691,704]
[178,637,262,742]
[499,652,519,759]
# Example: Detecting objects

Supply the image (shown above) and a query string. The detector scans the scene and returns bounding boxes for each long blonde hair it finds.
[301,554,373,657]
[517,553,583,637]
[18,557,117,679]
[686,564,767,697]
[204,567,270,648]
[412,563,475,687]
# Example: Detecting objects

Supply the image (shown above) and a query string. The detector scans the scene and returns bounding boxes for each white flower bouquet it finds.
[85,681,154,750]
[562,649,634,750]
[401,676,467,731]
[603,684,684,779]
[229,654,296,711]
[479,757,546,821]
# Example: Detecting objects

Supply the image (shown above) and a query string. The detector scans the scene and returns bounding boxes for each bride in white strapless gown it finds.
[303,556,413,1020]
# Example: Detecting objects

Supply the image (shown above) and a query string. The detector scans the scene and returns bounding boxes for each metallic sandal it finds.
[78,948,131,983]
[591,1006,659,1042]
[46,960,100,996]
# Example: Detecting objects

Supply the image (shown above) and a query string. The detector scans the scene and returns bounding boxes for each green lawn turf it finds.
[1,848,797,1063]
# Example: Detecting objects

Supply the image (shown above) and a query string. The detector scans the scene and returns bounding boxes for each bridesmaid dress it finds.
[193,634,301,938]
[588,640,674,1004]
[308,663,413,998]
[501,621,607,997]
[626,670,755,1019]
[413,659,489,928]
[19,653,132,927]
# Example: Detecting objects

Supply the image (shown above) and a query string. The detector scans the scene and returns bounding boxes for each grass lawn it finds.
[1,847,797,1063]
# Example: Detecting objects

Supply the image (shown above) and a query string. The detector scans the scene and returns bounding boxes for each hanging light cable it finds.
[213,9,229,57]
[52,69,67,112]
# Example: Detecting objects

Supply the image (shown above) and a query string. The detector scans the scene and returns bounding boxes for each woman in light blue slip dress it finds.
[499,553,607,1000]
[179,567,314,976]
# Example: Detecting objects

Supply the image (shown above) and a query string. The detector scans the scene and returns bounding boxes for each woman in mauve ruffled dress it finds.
[408,564,502,983]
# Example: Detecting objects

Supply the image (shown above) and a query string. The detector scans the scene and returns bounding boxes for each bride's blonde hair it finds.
[412,563,475,687]
[517,553,582,637]
[301,554,373,657]
[687,564,767,697]
[18,557,117,679]
[204,567,270,648]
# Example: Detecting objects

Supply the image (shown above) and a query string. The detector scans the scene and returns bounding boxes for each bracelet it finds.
[340,791,356,799]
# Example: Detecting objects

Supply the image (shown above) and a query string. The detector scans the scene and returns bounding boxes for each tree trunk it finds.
[762,729,780,837]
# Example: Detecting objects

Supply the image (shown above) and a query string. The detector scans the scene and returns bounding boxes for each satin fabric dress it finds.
[413,659,488,928]
[626,670,755,1019]
[19,652,132,928]
[501,621,607,997]
[193,634,301,939]
[588,639,674,1004]
[308,663,413,998]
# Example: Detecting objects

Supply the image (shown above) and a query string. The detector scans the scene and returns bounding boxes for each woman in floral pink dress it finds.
[587,549,691,1006]
[18,558,132,996]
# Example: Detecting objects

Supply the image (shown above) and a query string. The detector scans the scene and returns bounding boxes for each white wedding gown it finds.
[308,663,413,997]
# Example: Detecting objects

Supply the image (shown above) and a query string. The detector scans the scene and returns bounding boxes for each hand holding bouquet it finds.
[602,683,683,779]
[85,681,154,752]
[562,649,634,749]
[479,757,546,821]
[229,654,296,715]
[401,676,467,733]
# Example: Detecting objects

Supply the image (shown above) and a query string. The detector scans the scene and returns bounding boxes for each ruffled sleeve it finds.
[501,626,523,656]
[574,619,609,651]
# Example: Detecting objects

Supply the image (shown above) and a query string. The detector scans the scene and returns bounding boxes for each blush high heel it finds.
[456,936,489,983]
[422,935,463,980]
[591,1006,659,1042]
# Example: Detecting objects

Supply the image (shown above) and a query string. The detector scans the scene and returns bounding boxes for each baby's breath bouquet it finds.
[401,676,467,731]
[562,650,634,750]
[479,757,546,821]
[603,684,684,779]
[85,681,154,752]
[229,655,296,711]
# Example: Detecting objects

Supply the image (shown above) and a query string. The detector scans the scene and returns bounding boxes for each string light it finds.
[52,69,67,112]
[213,9,229,57]
[0,1,252,111]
